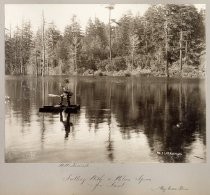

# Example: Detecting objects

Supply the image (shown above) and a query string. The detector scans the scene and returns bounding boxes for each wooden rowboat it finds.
[39,104,80,113]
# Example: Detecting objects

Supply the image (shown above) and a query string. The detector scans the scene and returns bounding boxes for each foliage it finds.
[5,5,205,78]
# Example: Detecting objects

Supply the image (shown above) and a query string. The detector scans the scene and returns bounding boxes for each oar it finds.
[48,94,61,97]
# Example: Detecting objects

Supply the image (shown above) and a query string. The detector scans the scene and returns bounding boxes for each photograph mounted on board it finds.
[4,4,206,163]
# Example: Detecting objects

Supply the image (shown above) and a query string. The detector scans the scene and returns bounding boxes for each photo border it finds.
[0,0,209,194]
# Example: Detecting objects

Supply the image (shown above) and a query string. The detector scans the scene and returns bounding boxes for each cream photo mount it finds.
[0,0,209,195]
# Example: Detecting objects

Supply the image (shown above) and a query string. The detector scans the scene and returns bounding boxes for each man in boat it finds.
[60,79,73,107]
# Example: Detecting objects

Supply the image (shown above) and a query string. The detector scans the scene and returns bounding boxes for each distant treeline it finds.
[5,4,205,77]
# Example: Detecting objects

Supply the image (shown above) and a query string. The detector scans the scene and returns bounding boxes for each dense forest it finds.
[5,4,206,77]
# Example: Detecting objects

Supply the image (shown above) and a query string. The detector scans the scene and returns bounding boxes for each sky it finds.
[5,4,206,34]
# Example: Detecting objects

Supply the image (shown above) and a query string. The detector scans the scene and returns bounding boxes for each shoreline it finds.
[5,63,206,79]
[5,73,205,80]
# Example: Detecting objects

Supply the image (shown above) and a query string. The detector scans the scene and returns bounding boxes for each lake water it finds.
[5,76,206,163]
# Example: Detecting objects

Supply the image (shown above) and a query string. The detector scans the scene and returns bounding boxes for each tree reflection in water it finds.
[5,76,206,163]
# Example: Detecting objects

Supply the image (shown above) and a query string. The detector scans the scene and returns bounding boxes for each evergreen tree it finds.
[5,4,206,77]
[45,22,61,74]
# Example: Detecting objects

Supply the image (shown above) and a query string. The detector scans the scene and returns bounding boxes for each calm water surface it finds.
[5,76,206,163]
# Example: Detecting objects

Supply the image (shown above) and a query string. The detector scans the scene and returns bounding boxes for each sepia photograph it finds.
[4,4,206,163]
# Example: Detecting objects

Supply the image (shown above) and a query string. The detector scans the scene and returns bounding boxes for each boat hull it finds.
[39,105,80,113]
